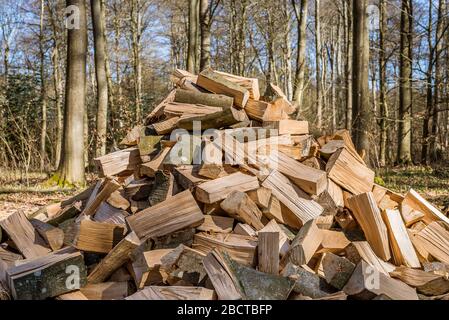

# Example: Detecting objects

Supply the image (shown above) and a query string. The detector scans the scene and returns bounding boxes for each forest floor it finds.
[0,166,448,217]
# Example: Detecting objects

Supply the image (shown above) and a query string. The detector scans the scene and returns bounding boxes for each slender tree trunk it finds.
[91,0,108,157]
[292,0,309,112]
[199,0,211,71]
[352,0,371,164]
[430,0,445,162]
[397,0,413,164]
[379,0,388,167]
[315,0,322,128]
[57,0,87,186]
[39,0,47,171]
[131,0,142,124]
[344,0,352,131]
[421,0,433,164]
[187,0,199,73]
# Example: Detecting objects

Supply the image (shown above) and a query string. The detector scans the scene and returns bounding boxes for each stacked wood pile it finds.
[1,68,449,300]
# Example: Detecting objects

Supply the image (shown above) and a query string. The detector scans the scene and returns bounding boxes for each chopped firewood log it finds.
[390,267,449,296]
[327,179,344,207]
[319,140,345,159]
[174,88,234,108]
[335,208,358,231]
[138,135,163,156]
[152,117,179,135]
[234,223,257,237]
[382,209,420,268]
[318,230,350,254]
[82,178,121,216]
[173,165,208,191]
[301,156,323,170]
[106,190,130,211]
[80,282,128,300]
[326,148,375,195]
[73,219,125,254]
[267,151,327,196]
[282,263,336,299]
[94,202,129,230]
[152,228,196,250]
[0,247,22,266]
[245,99,270,121]
[30,219,64,251]
[414,222,449,264]
[222,250,295,300]
[28,202,62,222]
[378,194,399,211]
[259,219,290,257]
[196,69,250,108]
[94,147,142,177]
[126,286,216,300]
[120,125,142,146]
[56,291,89,300]
[87,232,141,284]
[197,215,234,234]
[345,242,395,276]
[316,253,356,290]
[148,170,175,206]
[347,192,391,261]
[6,248,87,300]
[196,172,259,204]
[203,250,242,300]
[163,102,222,118]
[193,232,257,267]
[316,215,334,230]
[262,170,324,227]
[247,187,272,209]
[127,190,204,240]
[401,202,425,227]
[285,219,323,267]
[0,211,50,259]
[132,249,174,287]
[263,120,309,135]
[258,231,280,275]
[220,190,264,230]
[269,83,295,114]
[343,260,419,300]
[214,70,260,100]
[203,202,227,216]
[140,147,171,178]
[262,102,290,121]
[403,189,449,226]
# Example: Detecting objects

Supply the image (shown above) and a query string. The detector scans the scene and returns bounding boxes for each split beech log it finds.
[138,135,163,156]
[326,148,374,195]
[140,147,171,178]
[258,231,280,275]
[316,253,355,290]
[247,187,272,209]
[233,223,257,237]
[220,191,264,230]
[343,261,419,300]
[173,165,208,191]
[382,209,420,268]
[403,189,449,226]
[259,219,290,257]
[196,215,234,234]
[126,286,215,300]
[177,107,241,131]
[196,172,259,204]
[120,125,142,146]
[263,120,309,135]
[390,267,449,296]
[193,232,257,266]
[82,178,121,216]
[174,88,234,109]
[148,170,174,206]
[152,117,180,135]
[73,219,125,254]
[347,192,391,261]
[30,219,64,251]
[94,147,141,177]
[6,248,87,300]
[88,232,141,284]
[80,282,128,300]
[414,222,449,264]
[196,69,250,108]
[262,170,324,227]
[318,230,350,254]
[0,211,50,259]
[285,219,323,266]
[214,70,260,100]
[245,99,270,121]
[345,242,395,276]
[106,190,130,211]
[127,190,204,240]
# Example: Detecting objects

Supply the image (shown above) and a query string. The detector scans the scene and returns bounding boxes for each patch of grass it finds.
[377,166,449,208]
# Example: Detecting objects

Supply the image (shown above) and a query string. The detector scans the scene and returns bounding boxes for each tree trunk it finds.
[39,0,47,171]
[315,0,323,128]
[57,0,87,187]
[352,0,371,164]
[187,0,199,73]
[131,0,142,124]
[397,0,413,164]
[344,0,352,132]
[91,0,108,157]
[292,0,309,112]
[200,0,211,71]
[379,0,388,167]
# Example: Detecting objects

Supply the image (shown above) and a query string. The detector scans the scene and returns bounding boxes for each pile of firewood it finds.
[1,69,449,301]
